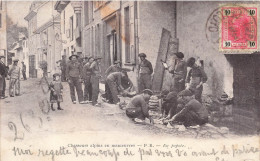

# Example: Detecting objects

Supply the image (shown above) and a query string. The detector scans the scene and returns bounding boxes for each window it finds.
[0,14,2,28]
[70,16,74,41]
[124,7,130,63]
[63,10,65,34]
[84,1,89,26]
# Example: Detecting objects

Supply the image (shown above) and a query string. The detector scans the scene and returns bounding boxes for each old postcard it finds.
[0,0,259,161]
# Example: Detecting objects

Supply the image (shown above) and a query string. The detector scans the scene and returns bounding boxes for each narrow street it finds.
[1,78,239,143]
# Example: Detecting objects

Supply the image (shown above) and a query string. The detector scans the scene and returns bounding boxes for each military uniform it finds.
[138,59,153,92]
[125,94,150,120]
[90,60,101,105]
[9,64,21,96]
[22,64,27,80]
[106,72,124,104]
[66,60,84,103]
[168,60,187,93]
[186,66,207,103]
[82,62,92,102]
[0,60,7,98]
[173,98,208,127]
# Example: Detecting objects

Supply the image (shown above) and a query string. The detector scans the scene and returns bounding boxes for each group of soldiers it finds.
[0,54,27,99]
[124,52,209,127]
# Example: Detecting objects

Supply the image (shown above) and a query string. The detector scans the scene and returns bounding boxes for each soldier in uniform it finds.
[166,52,187,93]
[21,61,27,80]
[106,71,127,104]
[186,57,207,103]
[0,55,8,99]
[8,59,21,97]
[82,57,93,103]
[66,54,84,104]
[137,53,153,92]
[125,89,154,124]
[167,89,208,127]
[90,56,102,106]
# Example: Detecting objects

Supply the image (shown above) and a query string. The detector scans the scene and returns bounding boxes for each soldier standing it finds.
[8,59,21,97]
[60,55,67,82]
[82,57,93,103]
[90,56,102,106]
[21,61,27,80]
[186,57,207,103]
[66,54,84,104]
[137,53,153,92]
[0,55,8,99]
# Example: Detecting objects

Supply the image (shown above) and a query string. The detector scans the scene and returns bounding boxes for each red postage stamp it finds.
[220,5,258,52]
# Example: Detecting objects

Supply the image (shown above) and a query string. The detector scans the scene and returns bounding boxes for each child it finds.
[50,73,63,111]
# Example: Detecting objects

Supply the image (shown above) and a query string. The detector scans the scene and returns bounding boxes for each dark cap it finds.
[13,59,19,62]
[174,52,184,59]
[69,54,79,60]
[187,57,196,67]
[114,60,121,64]
[178,89,193,97]
[94,56,102,60]
[142,89,153,95]
[138,53,146,57]
[53,73,61,78]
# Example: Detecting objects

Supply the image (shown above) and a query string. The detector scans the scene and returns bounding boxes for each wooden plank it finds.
[152,28,171,93]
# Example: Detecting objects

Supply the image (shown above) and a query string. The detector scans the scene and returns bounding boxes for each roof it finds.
[54,1,70,12]
[24,10,37,21]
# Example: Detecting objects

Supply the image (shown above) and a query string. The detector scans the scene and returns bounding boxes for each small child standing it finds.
[50,73,63,111]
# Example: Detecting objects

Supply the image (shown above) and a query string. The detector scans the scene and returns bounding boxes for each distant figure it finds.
[60,55,67,82]
[8,59,21,97]
[137,53,153,92]
[49,73,63,111]
[66,54,84,104]
[21,61,27,80]
[186,57,208,103]
[0,54,8,99]
[126,89,154,123]
[90,56,102,106]
[167,89,209,127]
[82,57,93,103]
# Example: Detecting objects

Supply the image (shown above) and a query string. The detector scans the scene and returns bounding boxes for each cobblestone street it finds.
[0,78,241,142]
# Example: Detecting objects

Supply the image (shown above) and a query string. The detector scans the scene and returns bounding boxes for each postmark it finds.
[219,4,258,52]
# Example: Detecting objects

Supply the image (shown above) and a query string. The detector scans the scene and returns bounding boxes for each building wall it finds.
[176,1,234,98]
[60,2,77,58]
[0,0,7,63]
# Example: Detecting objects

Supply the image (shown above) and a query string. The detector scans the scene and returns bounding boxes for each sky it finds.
[7,1,32,27]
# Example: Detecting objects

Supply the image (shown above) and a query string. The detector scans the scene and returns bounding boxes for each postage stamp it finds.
[219,5,258,52]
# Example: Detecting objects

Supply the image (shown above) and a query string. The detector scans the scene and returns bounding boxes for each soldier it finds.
[167,89,208,127]
[66,54,84,104]
[8,59,21,97]
[186,57,207,103]
[137,53,153,92]
[60,55,67,82]
[0,55,8,99]
[21,61,27,80]
[90,56,102,106]
[165,52,187,93]
[106,71,127,104]
[102,60,122,102]
[82,57,93,103]
[125,89,154,124]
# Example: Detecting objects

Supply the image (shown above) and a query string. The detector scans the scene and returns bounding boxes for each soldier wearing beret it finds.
[186,57,207,103]
[167,89,208,127]
[66,54,84,104]
[90,56,102,106]
[125,89,154,124]
[0,55,8,99]
[8,59,21,97]
[137,53,153,93]
[82,56,93,102]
